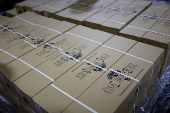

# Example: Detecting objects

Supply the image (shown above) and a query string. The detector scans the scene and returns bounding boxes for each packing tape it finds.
[15,16,34,25]
[0,49,17,59]
[60,51,80,62]
[18,58,54,82]
[17,32,28,38]
[40,5,61,11]
[36,24,62,34]
[24,40,37,48]
[66,32,102,45]
[46,43,62,51]
[51,84,98,113]
[83,59,107,71]
[0,25,15,34]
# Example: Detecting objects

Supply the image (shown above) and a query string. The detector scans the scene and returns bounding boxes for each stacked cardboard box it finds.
[5,8,18,17]
[0,11,77,112]
[120,3,170,74]
[32,0,79,18]
[85,0,152,34]
[15,0,52,14]
[0,11,166,113]
[55,0,116,24]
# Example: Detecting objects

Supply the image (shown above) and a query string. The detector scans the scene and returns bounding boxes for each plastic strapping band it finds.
[46,43,62,51]
[145,88,147,99]
[36,24,62,34]
[40,5,61,11]
[18,58,54,81]
[24,40,37,48]
[51,84,97,113]
[60,51,80,62]
[68,8,94,15]
[83,60,107,71]
[15,16,34,25]
[134,104,136,113]
[66,32,102,45]
[23,1,41,5]
[17,32,28,38]
[118,1,131,3]
[0,25,15,34]
[0,49,17,59]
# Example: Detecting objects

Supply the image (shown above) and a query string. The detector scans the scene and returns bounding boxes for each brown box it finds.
[32,0,77,18]
[55,2,111,25]
[32,36,137,113]
[128,92,145,113]
[15,0,52,14]
[5,8,17,17]
[62,54,152,113]
[0,15,9,22]
[84,1,130,29]
[119,6,168,41]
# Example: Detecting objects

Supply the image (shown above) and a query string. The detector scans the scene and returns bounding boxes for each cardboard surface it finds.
[5,8,18,17]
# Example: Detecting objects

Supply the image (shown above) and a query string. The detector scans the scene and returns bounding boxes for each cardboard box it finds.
[63,53,153,113]
[15,0,52,14]
[128,92,145,113]
[0,15,9,22]
[0,52,16,68]
[5,91,24,113]
[55,3,107,24]
[33,0,77,18]
[101,11,137,35]
[127,42,164,82]
[84,1,130,29]
[119,6,168,41]
[32,36,137,113]
[5,8,17,17]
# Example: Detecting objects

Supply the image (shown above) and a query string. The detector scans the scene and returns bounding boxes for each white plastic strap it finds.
[83,60,107,71]
[0,49,17,59]
[15,16,34,25]
[109,69,139,82]
[134,104,136,113]
[66,32,102,45]
[68,8,94,15]
[18,58,54,81]
[46,43,62,51]
[0,25,15,34]
[40,5,61,11]
[17,32,28,38]
[60,51,80,62]
[36,24,62,34]
[117,1,131,3]
[51,84,97,113]
[24,40,37,48]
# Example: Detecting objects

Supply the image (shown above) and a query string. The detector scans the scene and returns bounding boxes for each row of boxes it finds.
[14,0,170,74]
[120,3,170,74]
[0,12,165,113]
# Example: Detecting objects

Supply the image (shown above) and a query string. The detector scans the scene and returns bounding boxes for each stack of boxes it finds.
[0,11,166,113]
[15,0,52,14]
[120,3,170,74]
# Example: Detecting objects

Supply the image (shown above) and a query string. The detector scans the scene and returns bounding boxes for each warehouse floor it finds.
[0,0,170,113]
